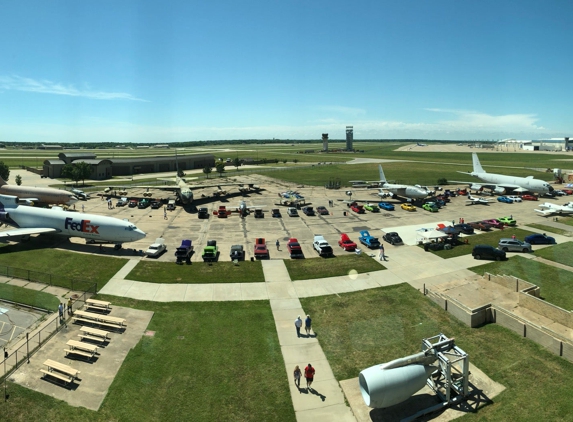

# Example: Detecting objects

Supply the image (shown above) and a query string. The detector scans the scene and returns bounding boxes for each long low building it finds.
[43,153,215,180]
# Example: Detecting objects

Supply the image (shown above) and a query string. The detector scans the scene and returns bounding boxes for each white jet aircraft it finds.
[230,200,265,217]
[0,194,146,248]
[0,177,78,206]
[466,195,490,205]
[350,165,430,200]
[534,202,573,216]
[453,153,554,195]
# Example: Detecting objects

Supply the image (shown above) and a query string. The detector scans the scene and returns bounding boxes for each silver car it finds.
[498,238,532,253]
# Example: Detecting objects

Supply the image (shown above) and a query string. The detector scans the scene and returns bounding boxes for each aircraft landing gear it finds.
[114,244,122,250]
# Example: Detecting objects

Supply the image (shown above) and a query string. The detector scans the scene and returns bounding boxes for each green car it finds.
[498,216,517,226]
[422,202,439,212]
[202,240,219,262]
[364,203,380,212]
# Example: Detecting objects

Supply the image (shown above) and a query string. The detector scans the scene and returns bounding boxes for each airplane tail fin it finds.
[0,194,19,209]
[378,165,387,182]
[472,153,485,174]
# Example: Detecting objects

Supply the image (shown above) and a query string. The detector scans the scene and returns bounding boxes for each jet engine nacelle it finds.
[493,186,506,194]
[359,364,437,409]
[0,212,9,221]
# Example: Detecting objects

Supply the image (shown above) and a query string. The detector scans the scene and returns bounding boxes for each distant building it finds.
[322,134,329,151]
[38,144,64,150]
[153,144,170,148]
[346,126,353,151]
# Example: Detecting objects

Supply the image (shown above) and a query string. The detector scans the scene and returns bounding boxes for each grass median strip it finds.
[127,260,265,283]
[526,223,572,237]
[300,283,573,420]
[3,298,295,422]
[284,253,384,281]
[533,241,573,267]
[0,283,60,310]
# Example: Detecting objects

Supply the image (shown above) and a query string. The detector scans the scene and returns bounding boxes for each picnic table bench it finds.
[78,326,111,343]
[41,359,80,384]
[86,298,112,310]
[65,339,98,359]
[73,310,127,329]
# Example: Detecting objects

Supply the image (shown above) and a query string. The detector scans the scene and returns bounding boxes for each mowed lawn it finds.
[472,255,573,310]
[300,284,573,421]
[127,260,265,283]
[534,241,573,267]
[0,283,60,311]
[284,254,384,281]
[3,298,295,422]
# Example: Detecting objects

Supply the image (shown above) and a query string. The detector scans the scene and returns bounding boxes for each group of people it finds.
[294,315,312,337]
[293,363,315,391]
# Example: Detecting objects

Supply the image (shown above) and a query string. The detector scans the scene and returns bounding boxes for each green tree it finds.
[203,165,212,179]
[61,164,78,184]
[74,161,92,186]
[15,175,22,185]
[0,161,10,181]
[282,159,287,164]
[215,162,226,177]
[293,159,299,164]
[233,157,241,171]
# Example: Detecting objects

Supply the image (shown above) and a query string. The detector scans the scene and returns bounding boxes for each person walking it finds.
[164,209,168,220]
[294,315,303,337]
[67,297,73,316]
[379,244,385,261]
[305,315,312,336]
[58,303,64,320]
[276,239,280,250]
[293,365,302,389]
[304,363,315,391]
[81,204,85,213]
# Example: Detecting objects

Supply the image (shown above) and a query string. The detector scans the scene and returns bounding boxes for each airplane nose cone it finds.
[548,185,555,192]
[135,229,147,240]
[68,195,79,205]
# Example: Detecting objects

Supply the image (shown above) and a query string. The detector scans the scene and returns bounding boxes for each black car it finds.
[151,201,162,209]
[198,208,209,219]
[254,209,264,218]
[382,232,403,245]
[453,224,474,235]
[316,206,329,215]
[271,208,282,218]
[302,206,315,216]
[472,245,506,261]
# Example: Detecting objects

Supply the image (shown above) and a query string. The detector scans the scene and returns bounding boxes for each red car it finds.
[481,219,504,229]
[520,194,538,201]
[254,238,269,259]
[563,189,573,195]
[287,238,304,258]
[213,206,231,218]
[338,233,357,251]
[349,202,365,214]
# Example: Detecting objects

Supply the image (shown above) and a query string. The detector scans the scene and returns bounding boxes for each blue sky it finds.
[1,1,573,143]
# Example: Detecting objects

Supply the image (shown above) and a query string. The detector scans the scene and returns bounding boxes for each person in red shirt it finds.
[304,363,315,391]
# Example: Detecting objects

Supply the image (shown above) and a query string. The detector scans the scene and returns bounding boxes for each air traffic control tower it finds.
[346,126,353,151]
[322,133,329,151]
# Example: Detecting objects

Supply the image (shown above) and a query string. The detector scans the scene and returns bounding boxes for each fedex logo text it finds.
[64,217,100,234]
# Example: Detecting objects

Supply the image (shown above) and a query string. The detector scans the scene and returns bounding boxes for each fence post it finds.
[26,333,29,364]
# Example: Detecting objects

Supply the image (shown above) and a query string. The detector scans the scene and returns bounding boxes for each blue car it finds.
[378,202,395,211]
[524,234,556,245]
[497,196,513,203]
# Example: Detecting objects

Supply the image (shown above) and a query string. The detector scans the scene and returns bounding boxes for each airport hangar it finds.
[42,152,215,180]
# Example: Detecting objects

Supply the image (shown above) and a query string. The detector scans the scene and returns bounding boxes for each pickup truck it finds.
[198,207,209,219]
[175,240,194,264]
[145,238,166,257]
[202,240,219,262]
[287,238,304,258]
[230,245,245,261]
[358,230,380,249]
[313,235,334,257]
[254,238,269,259]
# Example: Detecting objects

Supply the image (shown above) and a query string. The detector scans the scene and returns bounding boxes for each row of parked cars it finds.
[472,233,556,261]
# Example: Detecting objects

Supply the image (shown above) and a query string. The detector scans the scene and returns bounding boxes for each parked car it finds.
[116,197,128,207]
[349,202,365,214]
[497,196,513,204]
[563,189,573,195]
[271,208,282,218]
[453,224,474,235]
[524,234,556,245]
[498,238,532,253]
[287,207,299,217]
[507,195,522,202]
[338,233,357,251]
[481,219,504,229]
[167,199,176,210]
[472,245,506,261]
[467,221,491,231]
[378,202,395,211]
[554,190,567,196]
[128,199,138,208]
[358,230,380,249]
[138,198,151,209]
[214,206,231,218]
[422,202,439,212]
[254,238,269,259]
[230,245,245,261]
[498,216,517,226]
[364,203,380,212]
[302,206,315,216]
[175,240,194,265]
[401,203,416,211]
[198,207,209,219]
[287,238,304,258]
[145,238,166,257]
[313,235,334,257]
[150,200,162,209]
[253,209,264,218]
[202,240,219,262]
[382,232,403,245]
[520,194,538,201]
[316,206,329,215]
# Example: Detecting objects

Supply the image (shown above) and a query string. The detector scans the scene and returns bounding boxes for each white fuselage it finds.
[470,172,553,195]
[1,205,146,244]
[379,183,429,199]
[0,185,78,205]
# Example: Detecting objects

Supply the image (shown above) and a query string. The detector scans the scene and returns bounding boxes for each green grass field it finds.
[526,223,573,237]
[534,241,573,267]
[2,298,295,422]
[0,283,60,311]
[127,259,265,283]
[284,254,384,281]
[300,283,573,420]
[472,255,573,310]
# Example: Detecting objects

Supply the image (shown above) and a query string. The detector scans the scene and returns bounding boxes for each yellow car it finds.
[401,203,416,211]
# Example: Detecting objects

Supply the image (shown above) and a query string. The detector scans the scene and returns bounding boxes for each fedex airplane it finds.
[0,194,146,248]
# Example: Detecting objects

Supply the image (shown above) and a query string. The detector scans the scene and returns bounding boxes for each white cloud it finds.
[424,108,543,131]
[0,75,147,102]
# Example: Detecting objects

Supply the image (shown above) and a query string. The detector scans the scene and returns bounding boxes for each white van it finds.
[167,200,176,210]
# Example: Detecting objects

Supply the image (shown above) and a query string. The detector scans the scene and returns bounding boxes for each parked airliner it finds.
[0,177,78,206]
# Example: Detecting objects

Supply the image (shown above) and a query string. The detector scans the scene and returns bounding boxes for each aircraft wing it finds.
[17,197,40,205]
[534,209,557,216]
[0,227,59,238]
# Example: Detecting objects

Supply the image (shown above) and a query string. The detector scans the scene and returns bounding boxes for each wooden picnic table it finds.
[80,326,111,339]
[43,359,80,378]
[86,298,112,310]
[65,339,98,358]
[74,310,126,326]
